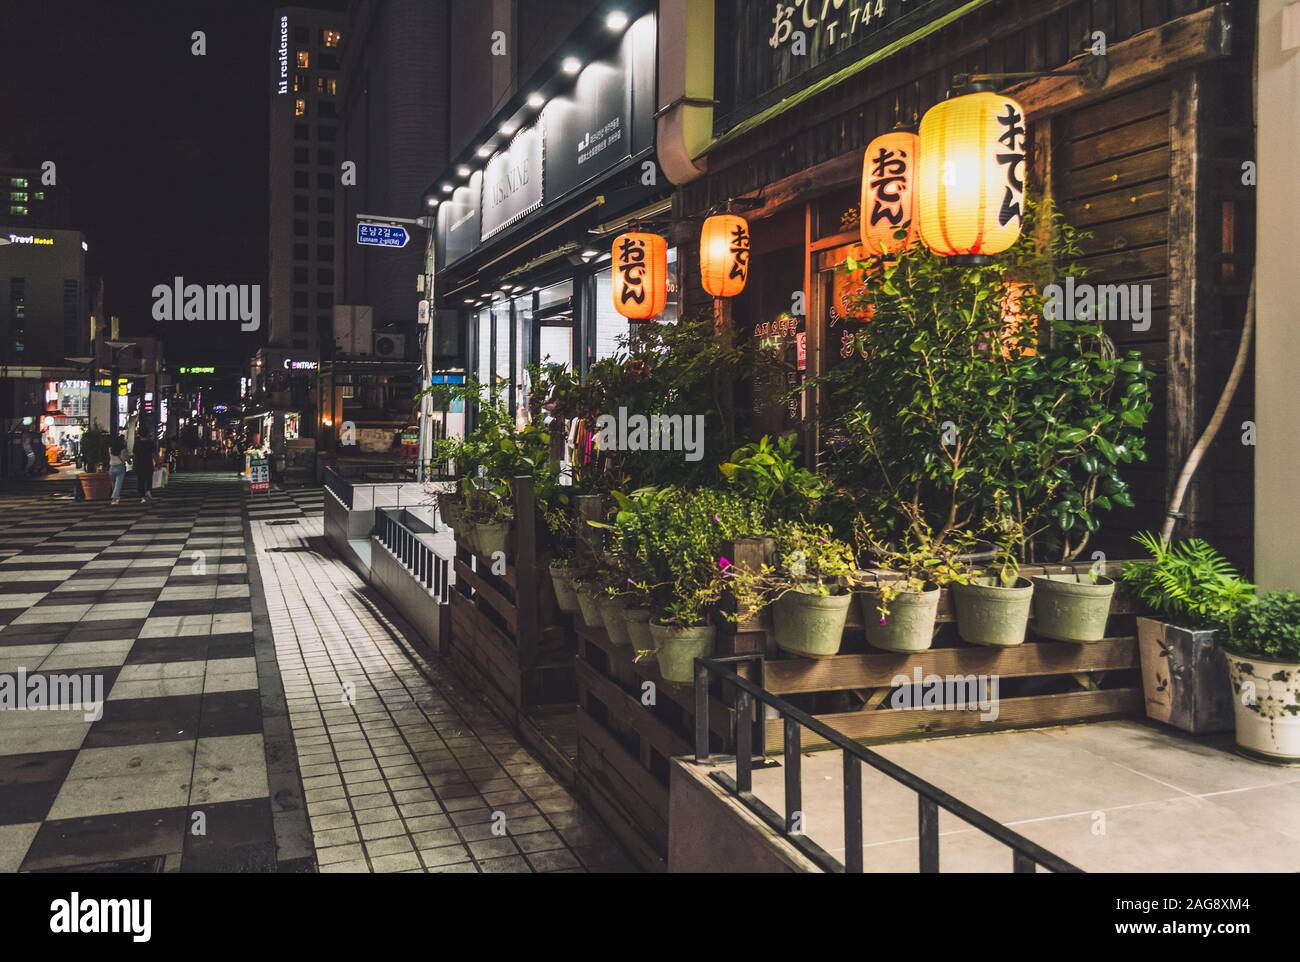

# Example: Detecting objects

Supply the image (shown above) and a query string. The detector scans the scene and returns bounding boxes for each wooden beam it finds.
[1010,4,1233,121]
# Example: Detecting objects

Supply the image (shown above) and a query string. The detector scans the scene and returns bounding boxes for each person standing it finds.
[132,427,156,502]
[108,433,128,505]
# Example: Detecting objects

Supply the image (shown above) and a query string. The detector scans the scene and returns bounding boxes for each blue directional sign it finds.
[356,222,410,249]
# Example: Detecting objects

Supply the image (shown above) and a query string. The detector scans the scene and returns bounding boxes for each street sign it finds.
[356,223,410,249]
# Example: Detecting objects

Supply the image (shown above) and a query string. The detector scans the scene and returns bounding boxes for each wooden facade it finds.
[675,0,1257,569]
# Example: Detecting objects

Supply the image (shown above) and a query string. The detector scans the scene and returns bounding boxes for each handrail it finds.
[375,508,451,603]
[323,467,353,510]
[693,655,1083,875]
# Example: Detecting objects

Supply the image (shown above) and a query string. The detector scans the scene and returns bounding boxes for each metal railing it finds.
[323,467,353,510]
[693,655,1083,875]
[376,508,450,602]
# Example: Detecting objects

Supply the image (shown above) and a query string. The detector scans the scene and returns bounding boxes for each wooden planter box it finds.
[446,477,576,747]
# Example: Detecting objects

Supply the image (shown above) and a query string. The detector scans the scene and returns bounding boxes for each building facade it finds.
[268,6,346,355]
[0,167,72,229]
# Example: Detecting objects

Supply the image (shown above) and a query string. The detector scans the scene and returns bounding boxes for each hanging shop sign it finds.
[860,129,919,256]
[611,232,668,320]
[481,124,544,241]
[700,214,751,298]
[713,0,979,132]
[918,91,1027,259]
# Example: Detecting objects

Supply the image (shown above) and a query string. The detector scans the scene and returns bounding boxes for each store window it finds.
[536,279,575,372]
[591,266,628,362]
[476,308,491,391]
[492,299,511,403]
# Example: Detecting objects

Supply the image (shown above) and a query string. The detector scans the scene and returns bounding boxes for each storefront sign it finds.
[481,124,544,241]
[714,0,978,132]
[178,366,216,374]
[283,359,319,371]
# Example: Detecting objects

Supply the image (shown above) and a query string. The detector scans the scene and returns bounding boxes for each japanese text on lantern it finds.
[728,223,750,282]
[995,102,1026,228]
[869,144,910,230]
[617,235,649,308]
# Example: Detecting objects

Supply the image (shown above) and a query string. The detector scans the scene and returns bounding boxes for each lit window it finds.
[10,192,27,202]
[315,77,337,96]
[295,99,307,117]
[322,30,341,48]
[293,73,305,93]
[9,205,27,216]
[297,50,310,68]
[32,191,44,200]
[10,177,27,188]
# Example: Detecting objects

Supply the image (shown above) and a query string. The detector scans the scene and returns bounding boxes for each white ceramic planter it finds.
[1224,650,1300,764]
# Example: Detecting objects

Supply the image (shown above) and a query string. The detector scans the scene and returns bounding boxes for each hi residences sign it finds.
[437,10,656,267]
[713,0,981,132]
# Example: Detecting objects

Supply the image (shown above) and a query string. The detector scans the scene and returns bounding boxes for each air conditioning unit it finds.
[373,332,407,359]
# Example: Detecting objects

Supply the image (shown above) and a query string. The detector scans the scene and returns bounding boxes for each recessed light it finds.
[527,92,545,108]
[426,197,439,208]
[441,183,453,194]
[457,165,471,178]
[499,122,516,136]
[606,11,628,30]
[581,249,599,259]
[562,57,582,75]
[476,144,492,157]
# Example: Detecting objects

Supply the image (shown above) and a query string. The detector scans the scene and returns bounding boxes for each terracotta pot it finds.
[79,472,113,502]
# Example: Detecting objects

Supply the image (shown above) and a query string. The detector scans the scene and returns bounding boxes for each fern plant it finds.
[1121,533,1254,632]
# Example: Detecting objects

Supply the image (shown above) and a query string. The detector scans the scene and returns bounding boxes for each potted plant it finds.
[854,514,968,653]
[951,523,1033,648]
[1223,593,1300,763]
[78,428,112,501]
[615,486,768,684]
[542,507,580,615]
[726,522,856,659]
[1122,534,1252,734]
[1032,567,1117,643]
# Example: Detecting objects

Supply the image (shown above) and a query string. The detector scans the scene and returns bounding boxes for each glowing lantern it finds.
[998,282,1038,358]
[611,232,668,320]
[700,214,750,298]
[918,91,1028,261]
[860,130,919,256]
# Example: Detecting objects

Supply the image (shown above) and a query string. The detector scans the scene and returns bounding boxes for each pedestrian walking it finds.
[108,434,128,505]
[132,428,156,503]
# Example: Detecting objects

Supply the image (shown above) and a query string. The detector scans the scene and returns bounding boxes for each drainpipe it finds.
[655,0,715,187]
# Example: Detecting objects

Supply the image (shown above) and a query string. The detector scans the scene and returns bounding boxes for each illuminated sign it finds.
[276,16,289,95]
[214,403,229,414]
[283,359,319,371]
[179,366,216,374]
[6,233,54,246]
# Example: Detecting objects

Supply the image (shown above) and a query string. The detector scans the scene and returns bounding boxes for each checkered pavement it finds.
[0,474,306,872]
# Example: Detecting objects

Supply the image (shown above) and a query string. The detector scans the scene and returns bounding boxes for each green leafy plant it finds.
[80,427,110,473]
[1121,533,1255,632]
[719,434,827,520]
[852,508,970,621]
[603,486,770,628]
[819,201,1154,562]
[724,521,856,623]
[1228,593,1300,661]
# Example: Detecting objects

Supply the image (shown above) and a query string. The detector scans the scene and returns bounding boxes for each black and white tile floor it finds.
[0,474,630,873]
[245,487,324,523]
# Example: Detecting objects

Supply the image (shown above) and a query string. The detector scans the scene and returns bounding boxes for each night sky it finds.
[0,0,348,365]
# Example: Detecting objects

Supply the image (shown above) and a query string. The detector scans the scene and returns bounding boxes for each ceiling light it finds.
[562,57,582,76]
[606,11,628,30]
[581,249,599,259]
[441,183,453,194]
[527,92,545,108]
[476,144,492,157]
[426,197,439,208]
[457,165,471,178]
[499,122,516,136]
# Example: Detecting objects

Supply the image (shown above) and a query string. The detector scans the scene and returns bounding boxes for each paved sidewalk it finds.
[251,511,633,873]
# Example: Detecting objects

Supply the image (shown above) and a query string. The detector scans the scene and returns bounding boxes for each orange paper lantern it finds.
[860,130,919,256]
[611,232,668,320]
[918,91,1028,259]
[700,214,750,298]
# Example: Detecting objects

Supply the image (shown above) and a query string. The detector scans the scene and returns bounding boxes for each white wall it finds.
[1256,0,1300,589]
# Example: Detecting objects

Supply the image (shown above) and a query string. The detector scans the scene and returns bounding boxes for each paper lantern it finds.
[860,130,919,256]
[700,214,750,298]
[611,232,668,320]
[918,91,1028,260]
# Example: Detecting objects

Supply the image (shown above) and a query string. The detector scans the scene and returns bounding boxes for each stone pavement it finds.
[0,473,631,873]
[250,506,633,873]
